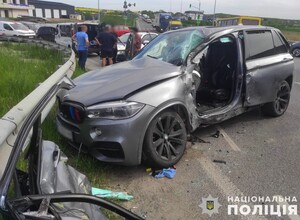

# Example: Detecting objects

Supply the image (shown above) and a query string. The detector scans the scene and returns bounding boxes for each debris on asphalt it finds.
[189,135,211,145]
[92,187,134,201]
[212,130,221,138]
[213,159,227,164]
[154,168,177,179]
[146,168,152,172]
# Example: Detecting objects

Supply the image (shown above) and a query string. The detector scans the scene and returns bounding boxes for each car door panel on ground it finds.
[244,29,294,106]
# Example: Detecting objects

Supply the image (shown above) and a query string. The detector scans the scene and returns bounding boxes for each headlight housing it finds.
[87,101,145,120]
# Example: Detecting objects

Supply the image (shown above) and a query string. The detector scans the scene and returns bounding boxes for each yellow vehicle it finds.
[168,20,183,30]
[216,16,262,27]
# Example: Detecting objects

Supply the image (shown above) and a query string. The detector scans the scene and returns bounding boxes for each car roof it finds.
[169,25,277,38]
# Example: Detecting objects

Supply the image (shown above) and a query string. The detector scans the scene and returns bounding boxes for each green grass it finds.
[101,14,136,27]
[0,42,65,117]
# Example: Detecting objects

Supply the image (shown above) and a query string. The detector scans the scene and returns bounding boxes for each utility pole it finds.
[213,0,217,25]
[180,0,183,13]
[98,0,101,23]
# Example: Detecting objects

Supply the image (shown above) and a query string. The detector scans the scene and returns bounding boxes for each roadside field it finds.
[0,42,64,117]
[283,31,300,41]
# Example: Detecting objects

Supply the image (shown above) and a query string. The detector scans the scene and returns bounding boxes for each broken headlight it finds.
[87,101,145,120]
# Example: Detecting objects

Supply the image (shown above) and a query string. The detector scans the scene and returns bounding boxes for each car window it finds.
[273,31,288,54]
[4,23,13,31]
[60,25,72,37]
[246,30,275,60]
[11,23,29,31]
[135,30,204,66]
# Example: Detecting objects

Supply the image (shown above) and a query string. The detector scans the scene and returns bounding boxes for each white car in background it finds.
[0,21,35,38]
[117,31,158,62]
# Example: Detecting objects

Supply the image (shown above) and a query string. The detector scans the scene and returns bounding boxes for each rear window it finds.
[246,30,275,60]
[273,31,288,54]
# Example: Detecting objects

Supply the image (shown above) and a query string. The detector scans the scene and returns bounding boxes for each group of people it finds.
[73,24,142,70]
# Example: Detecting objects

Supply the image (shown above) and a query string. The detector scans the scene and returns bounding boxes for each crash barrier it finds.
[0,36,76,177]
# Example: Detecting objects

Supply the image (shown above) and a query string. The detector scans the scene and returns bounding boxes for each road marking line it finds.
[216,125,241,152]
[198,157,266,219]
[295,82,300,85]
[274,195,300,220]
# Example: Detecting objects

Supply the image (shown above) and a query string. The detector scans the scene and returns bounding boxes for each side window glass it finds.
[4,23,13,31]
[273,31,288,54]
[246,30,275,60]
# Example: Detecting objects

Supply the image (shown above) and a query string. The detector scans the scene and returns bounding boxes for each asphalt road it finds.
[136,17,156,32]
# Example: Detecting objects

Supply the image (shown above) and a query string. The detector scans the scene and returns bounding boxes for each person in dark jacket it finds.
[95,25,117,67]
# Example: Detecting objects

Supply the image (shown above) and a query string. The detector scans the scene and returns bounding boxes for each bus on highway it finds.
[216,16,262,27]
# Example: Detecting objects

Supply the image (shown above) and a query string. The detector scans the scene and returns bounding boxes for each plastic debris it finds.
[92,187,133,201]
[154,168,177,179]
[146,168,152,172]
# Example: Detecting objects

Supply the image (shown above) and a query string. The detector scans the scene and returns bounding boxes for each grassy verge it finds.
[0,42,65,116]
[282,31,300,41]
[101,14,136,27]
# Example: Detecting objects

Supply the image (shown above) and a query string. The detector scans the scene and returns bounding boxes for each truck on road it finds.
[153,13,172,32]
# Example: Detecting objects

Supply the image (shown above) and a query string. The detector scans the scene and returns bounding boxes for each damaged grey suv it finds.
[56,26,294,167]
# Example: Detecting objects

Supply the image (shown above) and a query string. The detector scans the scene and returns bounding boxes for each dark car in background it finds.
[56,26,294,168]
[36,26,57,42]
[290,41,300,57]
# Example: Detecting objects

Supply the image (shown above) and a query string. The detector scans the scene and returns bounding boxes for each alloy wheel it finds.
[275,83,290,114]
[293,48,300,57]
[152,115,186,161]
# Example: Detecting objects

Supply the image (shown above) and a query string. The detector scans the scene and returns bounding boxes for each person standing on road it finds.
[132,27,142,56]
[95,25,117,67]
[72,25,89,70]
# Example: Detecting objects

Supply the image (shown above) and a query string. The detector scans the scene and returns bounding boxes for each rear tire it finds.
[143,111,187,168]
[261,81,290,117]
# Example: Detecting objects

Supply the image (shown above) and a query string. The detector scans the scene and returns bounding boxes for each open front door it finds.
[124,33,135,61]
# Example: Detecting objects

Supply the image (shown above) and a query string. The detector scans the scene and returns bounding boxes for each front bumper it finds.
[56,104,155,166]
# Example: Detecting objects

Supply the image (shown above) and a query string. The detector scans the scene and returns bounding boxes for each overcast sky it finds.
[44,0,299,20]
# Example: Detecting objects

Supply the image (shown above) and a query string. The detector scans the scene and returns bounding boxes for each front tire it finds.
[262,81,291,117]
[292,48,300,57]
[143,111,187,168]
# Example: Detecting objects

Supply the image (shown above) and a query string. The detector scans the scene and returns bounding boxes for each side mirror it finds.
[143,40,150,45]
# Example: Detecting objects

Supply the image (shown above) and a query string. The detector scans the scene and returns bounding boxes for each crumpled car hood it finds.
[64,57,181,106]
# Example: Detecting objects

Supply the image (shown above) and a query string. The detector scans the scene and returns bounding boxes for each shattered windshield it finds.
[135,29,204,66]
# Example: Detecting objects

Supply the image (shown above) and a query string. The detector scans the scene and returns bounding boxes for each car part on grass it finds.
[92,187,134,201]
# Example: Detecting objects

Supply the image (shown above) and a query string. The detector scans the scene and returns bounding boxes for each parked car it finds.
[0,79,142,220]
[55,22,101,55]
[0,21,35,38]
[116,32,158,62]
[290,41,300,57]
[114,25,130,37]
[56,26,294,168]
[36,26,57,42]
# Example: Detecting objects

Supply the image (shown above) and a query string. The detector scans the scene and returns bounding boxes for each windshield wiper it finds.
[147,55,158,59]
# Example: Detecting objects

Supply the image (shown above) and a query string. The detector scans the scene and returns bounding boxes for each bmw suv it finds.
[56,26,294,167]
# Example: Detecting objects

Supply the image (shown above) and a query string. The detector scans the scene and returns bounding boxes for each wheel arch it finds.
[137,101,192,164]
[285,75,293,90]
